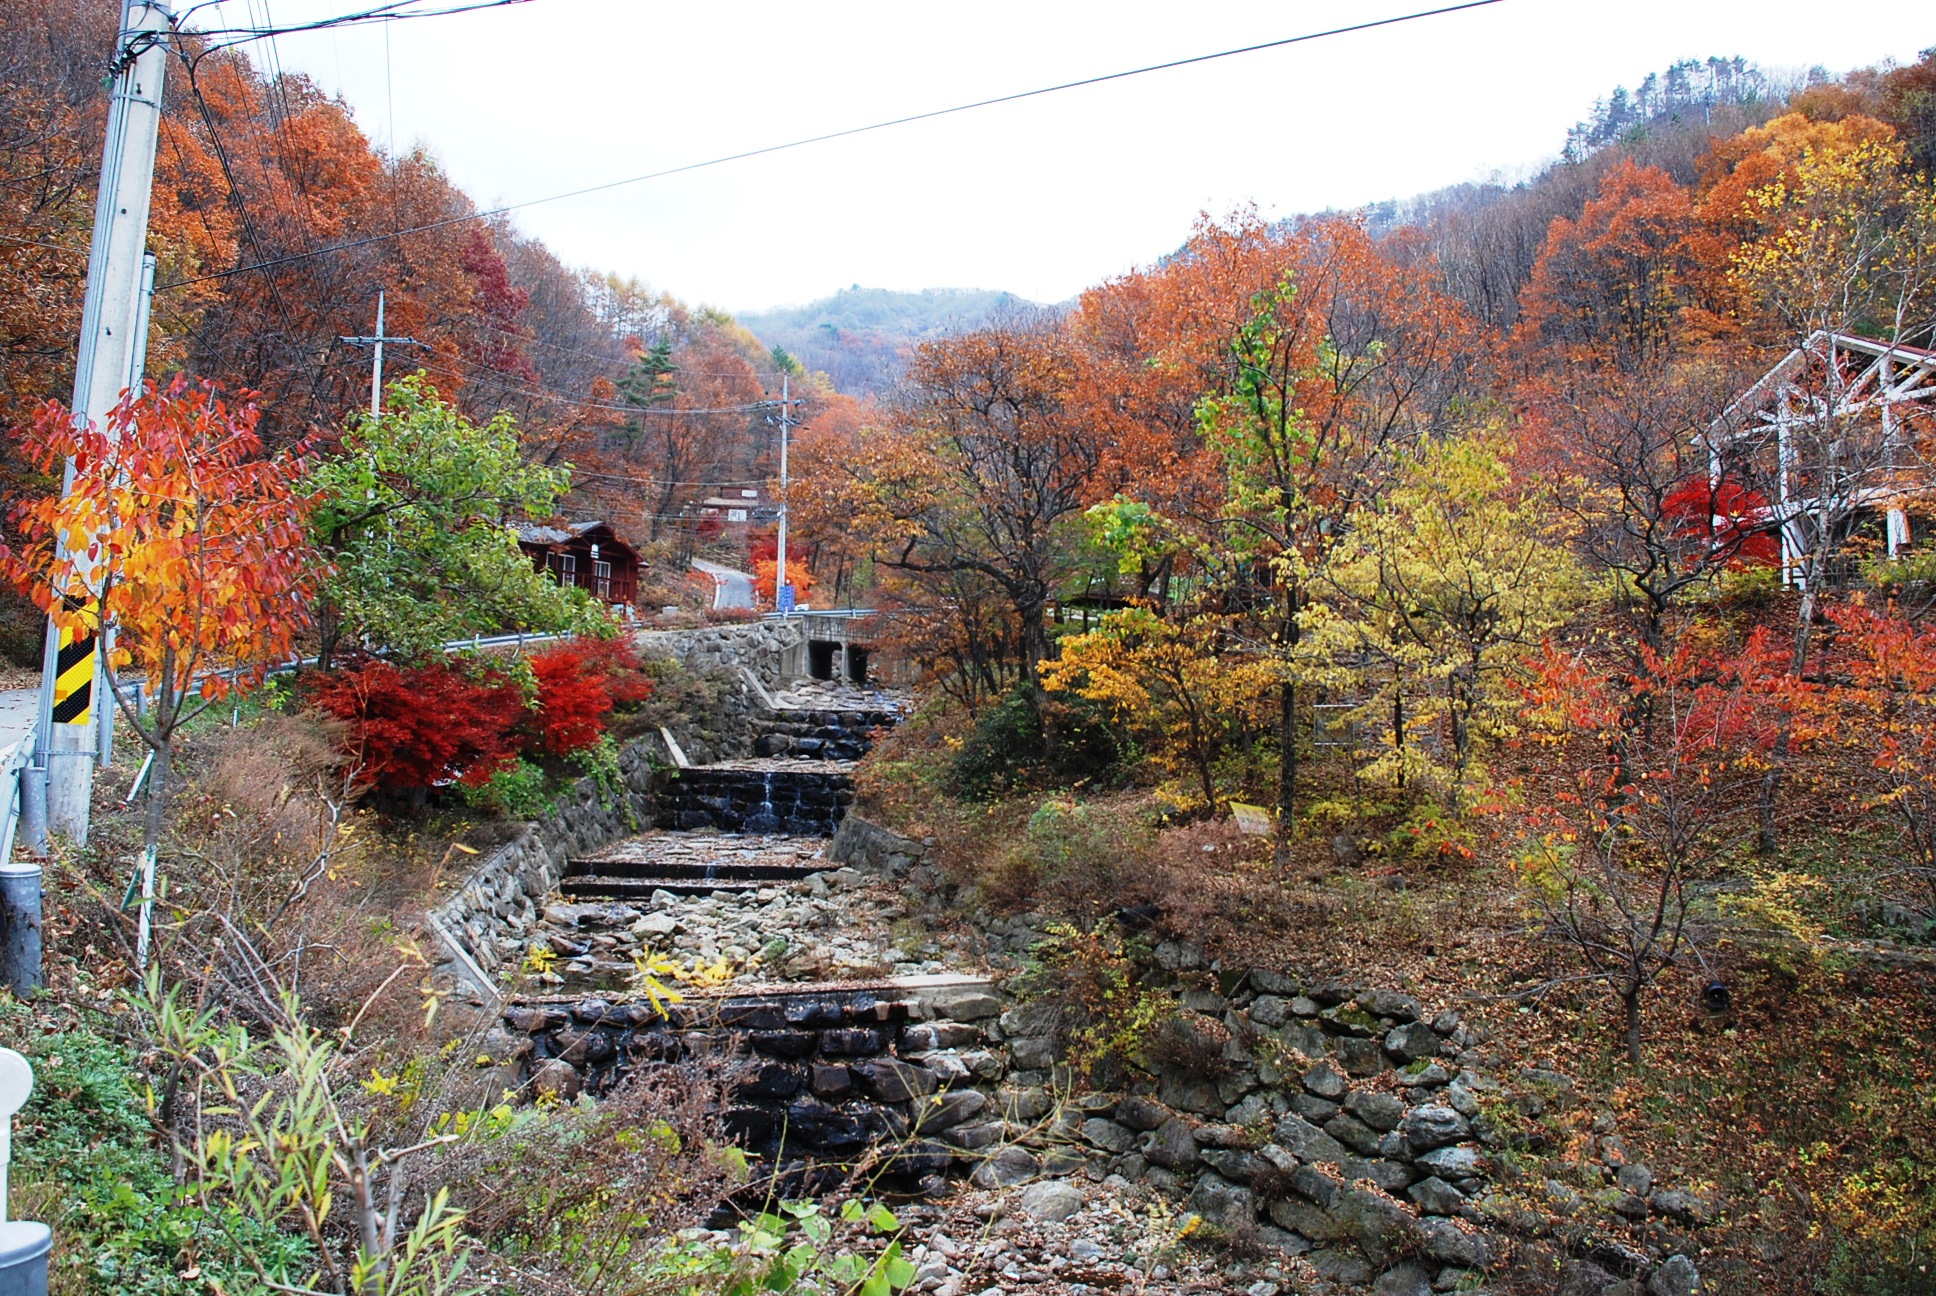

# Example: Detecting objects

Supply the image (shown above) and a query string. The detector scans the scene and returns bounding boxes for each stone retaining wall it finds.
[497,950,1712,1294]
[506,979,1010,1192]
[635,621,802,690]
[659,766,854,836]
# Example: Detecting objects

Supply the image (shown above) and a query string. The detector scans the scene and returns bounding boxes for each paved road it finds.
[0,687,36,759]
[690,558,756,611]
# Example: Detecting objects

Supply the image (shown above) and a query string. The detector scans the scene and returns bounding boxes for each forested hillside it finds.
[0,0,857,640]
[742,286,1047,395]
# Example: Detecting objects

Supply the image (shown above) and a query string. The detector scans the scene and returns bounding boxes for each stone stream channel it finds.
[481,678,1714,1294]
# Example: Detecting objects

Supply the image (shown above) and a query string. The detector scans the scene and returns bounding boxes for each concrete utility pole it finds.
[32,0,172,848]
[776,372,790,606]
[339,290,421,419]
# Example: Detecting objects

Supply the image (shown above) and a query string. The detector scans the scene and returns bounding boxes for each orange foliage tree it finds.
[0,378,320,852]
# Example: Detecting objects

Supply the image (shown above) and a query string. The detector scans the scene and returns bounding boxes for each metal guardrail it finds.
[0,731,35,877]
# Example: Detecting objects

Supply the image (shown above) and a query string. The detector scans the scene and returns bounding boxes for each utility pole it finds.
[776,372,790,609]
[30,0,172,849]
[339,290,421,419]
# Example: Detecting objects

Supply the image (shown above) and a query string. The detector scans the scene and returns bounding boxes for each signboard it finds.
[1228,802,1274,836]
[777,583,796,614]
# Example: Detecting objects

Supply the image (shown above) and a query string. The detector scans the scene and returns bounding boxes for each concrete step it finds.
[560,876,767,900]
[564,857,823,883]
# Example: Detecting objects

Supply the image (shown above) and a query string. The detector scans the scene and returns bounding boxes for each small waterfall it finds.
[759,772,776,822]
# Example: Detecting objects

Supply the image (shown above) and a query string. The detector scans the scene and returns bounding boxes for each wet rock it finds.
[748,1029,817,1059]
[913,1089,988,1133]
[854,1058,936,1103]
[809,1063,853,1099]
[555,1028,615,1066]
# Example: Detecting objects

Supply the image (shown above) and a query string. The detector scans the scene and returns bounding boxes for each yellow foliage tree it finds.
[1041,607,1274,814]
[1308,432,1583,812]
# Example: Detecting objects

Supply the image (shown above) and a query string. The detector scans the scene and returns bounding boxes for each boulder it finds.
[1186,1171,1258,1228]
[1371,1263,1433,1296]
[1080,1117,1134,1154]
[1017,1178,1086,1223]
[1414,1145,1490,1179]
[1325,1113,1387,1156]
[1650,1189,1710,1225]
[1273,1114,1350,1166]
[529,1058,584,1102]
[1416,1217,1492,1268]
[1398,1105,1470,1152]
[1357,989,1424,1022]
[1145,1116,1202,1169]
[1384,1022,1441,1063]
[912,1089,987,1133]
[1251,995,1291,1027]
[1650,1255,1701,1296]
[1344,1088,1407,1132]
[1332,1186,1420,1264]
[1116,1094,1170,1131]
[1407,1176,1467,1215]
[969,1145,1039,1189]
[1304,1060,1350,1099]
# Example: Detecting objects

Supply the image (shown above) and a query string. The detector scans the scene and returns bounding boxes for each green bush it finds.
[459,756,552,820]
[0,1002,311,1295]
[945,688,1123,800]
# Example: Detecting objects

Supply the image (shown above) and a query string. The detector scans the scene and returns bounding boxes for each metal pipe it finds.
[0,864,42,998]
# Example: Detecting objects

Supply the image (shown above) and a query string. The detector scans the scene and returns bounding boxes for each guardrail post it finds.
[0,864,41,1000]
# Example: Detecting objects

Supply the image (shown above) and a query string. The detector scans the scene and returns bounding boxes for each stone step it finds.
[559,876,767,900]
[564,857,824,883]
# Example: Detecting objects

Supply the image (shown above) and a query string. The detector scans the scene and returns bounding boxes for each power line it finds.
[155,0,1503,294]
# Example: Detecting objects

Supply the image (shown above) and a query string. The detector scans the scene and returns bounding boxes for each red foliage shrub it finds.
[310,659,525,793]
[524,639,655,757]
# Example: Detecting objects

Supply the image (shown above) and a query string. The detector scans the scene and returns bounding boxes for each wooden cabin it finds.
[514,521,642,606]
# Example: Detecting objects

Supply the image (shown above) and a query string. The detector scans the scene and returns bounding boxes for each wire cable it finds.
[155,0,1503,294]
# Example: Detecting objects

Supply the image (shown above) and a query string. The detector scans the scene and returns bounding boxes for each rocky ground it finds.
[522,831,986,994]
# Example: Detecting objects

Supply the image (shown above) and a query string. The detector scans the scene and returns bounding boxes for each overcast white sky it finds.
[205,0,1934,314]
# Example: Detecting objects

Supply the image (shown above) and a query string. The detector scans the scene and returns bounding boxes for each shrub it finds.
[0,1000,311,1296]
[458,757,552,820]
[523,640,658,758]
[309,659,526,799]
[945,687,1122,800]
[988,795,1151,917]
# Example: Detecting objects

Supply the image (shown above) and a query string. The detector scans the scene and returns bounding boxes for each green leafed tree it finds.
[307,374,609,665]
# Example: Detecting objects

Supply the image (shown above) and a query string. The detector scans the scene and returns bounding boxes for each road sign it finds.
[777,583,796,614]
[51,625,94,726]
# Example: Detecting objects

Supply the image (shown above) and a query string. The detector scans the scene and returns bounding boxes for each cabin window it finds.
[547,553,576,585]
[593,559,612,599]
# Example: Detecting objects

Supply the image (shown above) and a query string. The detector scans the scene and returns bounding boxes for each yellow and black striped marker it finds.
[52,624,95,726]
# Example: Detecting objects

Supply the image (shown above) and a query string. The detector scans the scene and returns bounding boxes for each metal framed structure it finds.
[1705,331,1936,586]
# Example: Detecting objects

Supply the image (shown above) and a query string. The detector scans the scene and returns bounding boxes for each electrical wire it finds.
[155,0,1503,294]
